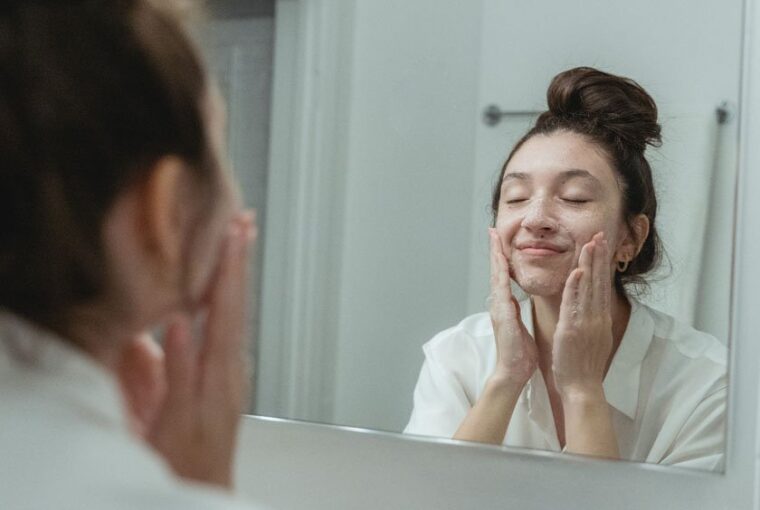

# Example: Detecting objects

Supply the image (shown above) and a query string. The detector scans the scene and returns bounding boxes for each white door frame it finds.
[256,0,355,423]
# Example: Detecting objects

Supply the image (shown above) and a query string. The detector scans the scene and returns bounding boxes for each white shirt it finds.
[0,311,266,510]
[404,298,727,471]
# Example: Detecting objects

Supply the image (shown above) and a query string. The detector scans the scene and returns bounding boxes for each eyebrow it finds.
[502,168,602,186]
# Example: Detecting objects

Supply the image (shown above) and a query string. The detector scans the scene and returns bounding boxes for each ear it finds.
[138,156,191,275]
[616,214,650,263]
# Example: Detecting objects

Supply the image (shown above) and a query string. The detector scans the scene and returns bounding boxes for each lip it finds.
[516,241,568,256]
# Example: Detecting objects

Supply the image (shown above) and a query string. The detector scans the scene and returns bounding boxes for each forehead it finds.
[505,130,617,186]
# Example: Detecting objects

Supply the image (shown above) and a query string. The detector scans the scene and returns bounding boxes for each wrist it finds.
[487,370,529,395]
[559,383,607,407]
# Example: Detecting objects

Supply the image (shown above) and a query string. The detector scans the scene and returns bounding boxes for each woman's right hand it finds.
[488,228,538,387]
[452,229,536,444]
[118,211,256,490]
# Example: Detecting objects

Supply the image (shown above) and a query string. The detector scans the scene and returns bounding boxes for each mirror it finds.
[203,0,740,473]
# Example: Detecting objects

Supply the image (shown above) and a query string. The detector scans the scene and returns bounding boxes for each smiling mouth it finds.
[518,247,565,256]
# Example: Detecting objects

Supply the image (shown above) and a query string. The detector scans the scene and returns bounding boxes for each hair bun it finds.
[545,67,662,153]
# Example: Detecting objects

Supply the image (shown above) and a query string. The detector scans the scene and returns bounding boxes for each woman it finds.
[405,67,727,471]
[1,1,262,508]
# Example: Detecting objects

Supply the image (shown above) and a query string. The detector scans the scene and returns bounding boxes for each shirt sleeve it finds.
[659,386,727,472]
[403,344,473,439]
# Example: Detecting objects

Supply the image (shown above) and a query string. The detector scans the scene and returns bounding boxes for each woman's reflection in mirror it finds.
[405,67,726,472]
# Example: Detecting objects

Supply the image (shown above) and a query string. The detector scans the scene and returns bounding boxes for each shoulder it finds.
[637,301,727,391]
[643,303,726,365]
[0,395,261,510]
[412,311,498,403]
[422,312,494,358]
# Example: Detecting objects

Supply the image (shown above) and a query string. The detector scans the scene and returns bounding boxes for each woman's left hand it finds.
[552,232,614,402]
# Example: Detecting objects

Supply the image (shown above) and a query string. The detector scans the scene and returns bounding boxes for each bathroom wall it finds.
[329,0,483,433]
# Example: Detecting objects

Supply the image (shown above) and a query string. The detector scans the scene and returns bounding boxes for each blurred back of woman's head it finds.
[0,0,222,335]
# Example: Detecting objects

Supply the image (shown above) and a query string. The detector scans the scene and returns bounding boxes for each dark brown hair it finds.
[491,66,664,293]
[0,0,216,332]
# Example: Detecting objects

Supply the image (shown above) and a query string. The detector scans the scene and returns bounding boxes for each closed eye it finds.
[561,197,590,204]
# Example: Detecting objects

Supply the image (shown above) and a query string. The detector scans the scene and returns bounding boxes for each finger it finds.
[203,209,256,308]
[559,268,583,326]
[162,316,196,413]
[199,217,251,392]
[236,209,257,242]
[591,232,610,312]
[117,332,166,437]
[577,240,593,310]
[515,298,535,339]
[511,296,521,315]
[145,316,203,477]
[489,229,515,319]
[494,230,512,298]
[488,228,500,288]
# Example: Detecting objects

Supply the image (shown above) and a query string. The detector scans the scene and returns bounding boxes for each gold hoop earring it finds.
[616,259,630,273]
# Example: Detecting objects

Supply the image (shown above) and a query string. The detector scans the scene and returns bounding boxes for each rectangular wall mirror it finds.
[202,0,743,477]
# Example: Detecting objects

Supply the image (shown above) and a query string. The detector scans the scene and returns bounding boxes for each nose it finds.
[521,198,558,234]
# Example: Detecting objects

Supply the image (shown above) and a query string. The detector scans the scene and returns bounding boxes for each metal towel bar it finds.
[482,102,735,127]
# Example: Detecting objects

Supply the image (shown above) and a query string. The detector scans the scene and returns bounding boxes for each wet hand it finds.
[552,232,613,402]
[488,228,538,387]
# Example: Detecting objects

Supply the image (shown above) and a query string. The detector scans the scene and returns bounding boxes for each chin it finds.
[513,267,570,297]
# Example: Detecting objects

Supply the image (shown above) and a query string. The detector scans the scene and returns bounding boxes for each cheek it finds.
[566,207,603,232]
[494,215,521,254]
[566,212,623,262]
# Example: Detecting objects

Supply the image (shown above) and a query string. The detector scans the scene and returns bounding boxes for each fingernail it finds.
[228,223,245,249]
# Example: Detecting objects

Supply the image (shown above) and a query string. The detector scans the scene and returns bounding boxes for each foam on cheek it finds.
[499,198,621,297]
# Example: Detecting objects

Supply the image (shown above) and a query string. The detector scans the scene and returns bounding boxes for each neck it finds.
[65,303,147,371]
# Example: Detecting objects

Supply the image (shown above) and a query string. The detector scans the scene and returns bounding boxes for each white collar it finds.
[0,310,126,430]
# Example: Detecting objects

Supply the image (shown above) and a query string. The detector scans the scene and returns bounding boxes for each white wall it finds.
[330,0,483,431]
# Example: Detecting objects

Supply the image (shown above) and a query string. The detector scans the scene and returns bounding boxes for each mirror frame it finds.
[242,0,760,508]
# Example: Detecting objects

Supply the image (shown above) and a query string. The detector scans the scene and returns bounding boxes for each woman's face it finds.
[494,130,628,297]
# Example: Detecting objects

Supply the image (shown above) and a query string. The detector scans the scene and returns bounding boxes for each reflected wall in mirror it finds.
[206,0,741,473]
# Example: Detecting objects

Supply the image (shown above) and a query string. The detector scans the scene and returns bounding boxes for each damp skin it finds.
[495,130,626,297]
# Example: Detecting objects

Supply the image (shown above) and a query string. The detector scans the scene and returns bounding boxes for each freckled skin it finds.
[495,130,626,297]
